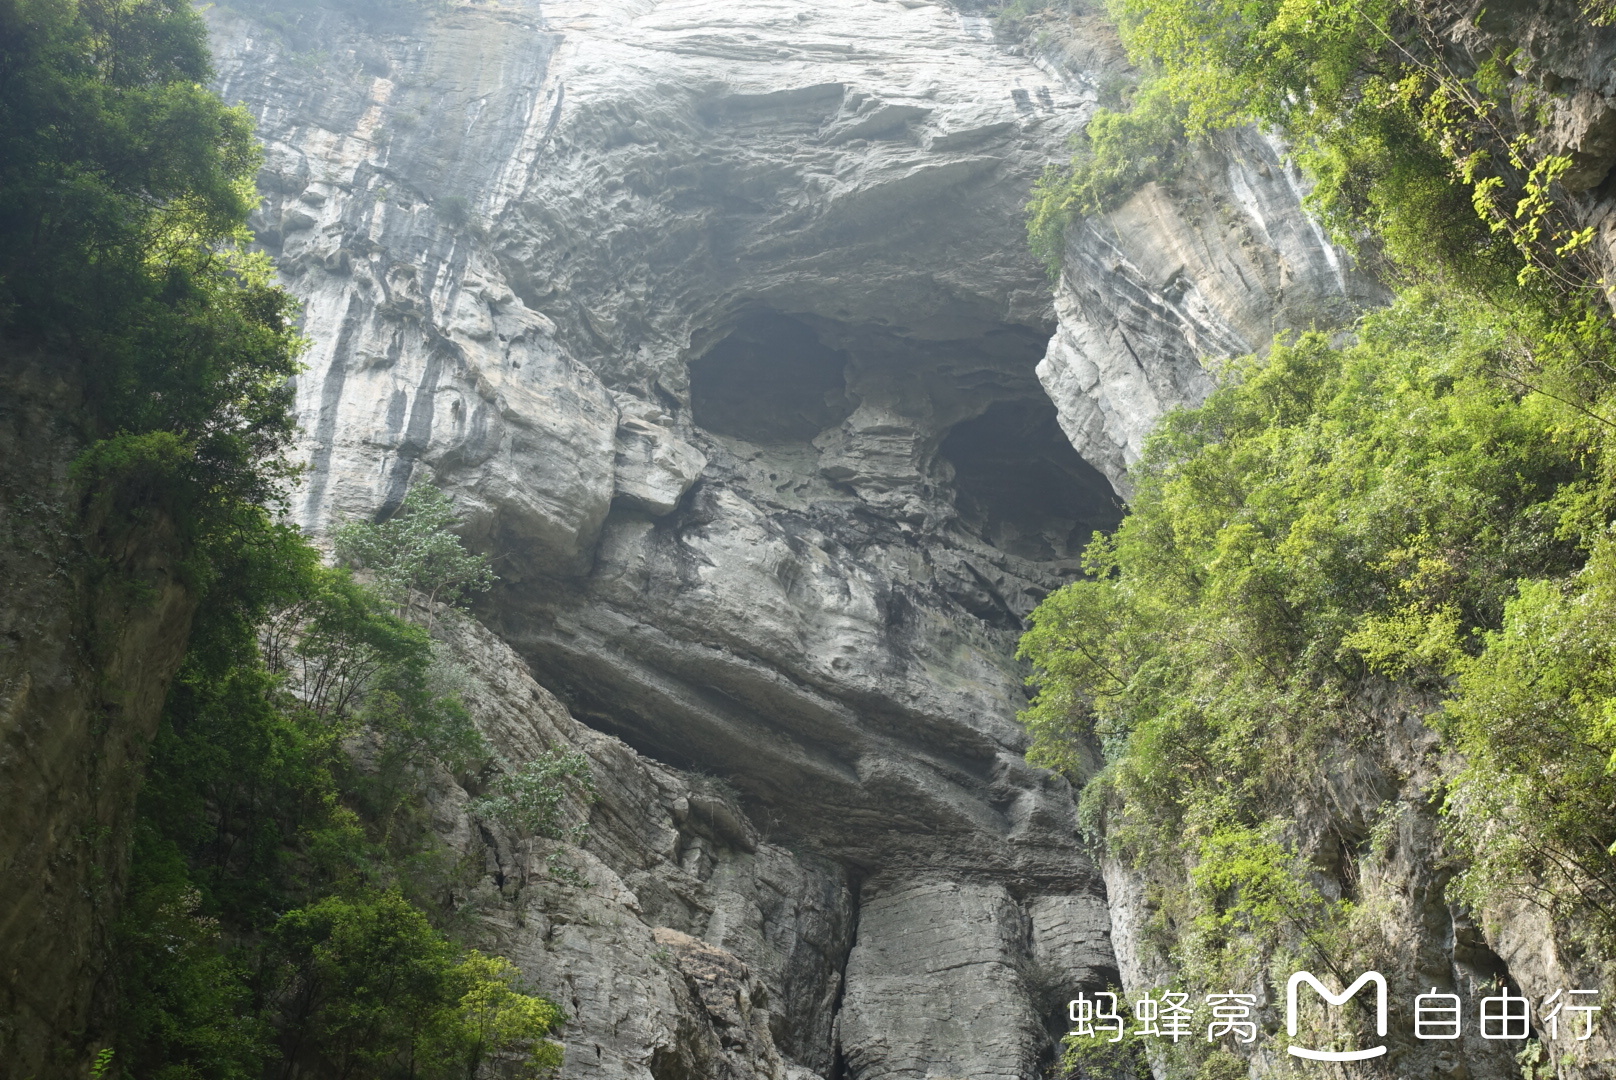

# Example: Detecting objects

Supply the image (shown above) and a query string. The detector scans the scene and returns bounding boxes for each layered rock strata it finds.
[1039,129,1385,491]
[202,0,1366,1076]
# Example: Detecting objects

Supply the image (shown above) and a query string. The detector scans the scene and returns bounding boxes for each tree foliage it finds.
[334,484,496,621]
[1027,81,1187,274]
[1021,0,1616,1020]
[1020,291,1616,1026]
[3,0,566,1073]
[1026,0,1608,314]
[471,750,596,841]
[1,0,303,538]
[116,516,561,1079]
[1442,542,1616,955]
[269,893,562,1079]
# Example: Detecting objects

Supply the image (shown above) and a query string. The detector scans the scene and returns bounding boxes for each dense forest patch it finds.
[1,0,567,1073]
[1019,0,1616,1071]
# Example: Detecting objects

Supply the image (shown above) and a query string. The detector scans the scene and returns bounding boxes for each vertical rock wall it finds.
[0,352,197,1076]
[202,0,1364,1076]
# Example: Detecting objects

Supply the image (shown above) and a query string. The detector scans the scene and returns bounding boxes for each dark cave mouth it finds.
[688,310,853,444]
[940,399,1123,562]
[687,307,1122,561]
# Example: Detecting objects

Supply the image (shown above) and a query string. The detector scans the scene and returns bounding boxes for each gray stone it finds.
[1039,130,1385,492]
[197,0,1385,1076]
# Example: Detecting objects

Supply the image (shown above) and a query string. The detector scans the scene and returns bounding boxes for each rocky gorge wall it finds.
[0,352,197,1075]
[202,0,1375,1076]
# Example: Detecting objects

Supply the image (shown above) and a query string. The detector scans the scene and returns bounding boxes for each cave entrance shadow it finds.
[689,310,853,444]
[941,399,1123,562]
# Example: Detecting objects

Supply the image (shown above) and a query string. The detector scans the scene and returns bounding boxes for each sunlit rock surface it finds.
[204,0,1362,1075]
[1039,129,1385,491]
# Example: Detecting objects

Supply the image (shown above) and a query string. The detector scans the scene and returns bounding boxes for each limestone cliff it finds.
[201,0,1367,1076]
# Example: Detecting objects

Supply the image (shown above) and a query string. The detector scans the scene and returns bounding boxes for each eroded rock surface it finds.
[0,352,197,1075]
[203,0,1363,1075]
[422,614,847,1079]
[1039,129,1386,490]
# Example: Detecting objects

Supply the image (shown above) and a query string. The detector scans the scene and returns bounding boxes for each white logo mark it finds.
[1286,970,1388,1062]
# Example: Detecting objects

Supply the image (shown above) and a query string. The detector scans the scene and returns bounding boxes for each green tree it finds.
[1027,81,1187,274]
[471,750,596,840]
[334,484,496,621]
[116,529,499,1078]
[1441,541,1616,957]
[1,0,303,535]
[0,0,561,1072]
[1020,0,1616,1000]
[442,952,565,1080]
[269,892,562,1078]
[1027,0,1610,319]
[1018,292,1598,992]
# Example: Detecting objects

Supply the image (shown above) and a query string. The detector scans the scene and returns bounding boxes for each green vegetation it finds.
[1,0,302,542]
[1022,0,1616,1064]
[1,0,571,1073]
[1026,0,1608,309]
[1027,82,1185,273]
[116,507,567,1078]
[1441,529,1616,952]
[335,484,496,622]
[1022,294,1604,1002]
[471,750,596,841]
[1023,298,1616,1060]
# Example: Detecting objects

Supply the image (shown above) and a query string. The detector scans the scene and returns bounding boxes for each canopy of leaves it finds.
[1,0,303,536]
[113,522,566,1079]
[471,750,596,841]
[1442,541,1616,958]
[270,893,562,1079]
[1019,291,1616,1009]
[334,484,495,619]
[3,0,564,1072]
[1021,0,1616,1013]
[1027,81,1186,274]
[1026,0,1607,314]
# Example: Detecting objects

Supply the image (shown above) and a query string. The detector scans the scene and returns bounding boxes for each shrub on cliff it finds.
[268,892,562,1078]
[1,0,564,1073]
[1024,0,1616,1042]
[1020,289,1616,1060]
[1029,0,1608,319]
[334,484,496,622]
[117,519,561,1078]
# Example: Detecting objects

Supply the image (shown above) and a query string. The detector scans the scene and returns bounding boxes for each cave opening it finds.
[689,310,853,443]
[688,306,1121,563]
[941,399,1123,562]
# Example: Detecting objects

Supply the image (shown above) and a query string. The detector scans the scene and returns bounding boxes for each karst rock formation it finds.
[194,0,1386,1076]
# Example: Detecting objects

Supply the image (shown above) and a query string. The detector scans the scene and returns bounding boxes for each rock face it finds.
[427,608,1123,1080]
[422,613,849,1080]
[202,0,1366,1076]
[0,351,197,1075]
[1039,129,1386,491]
